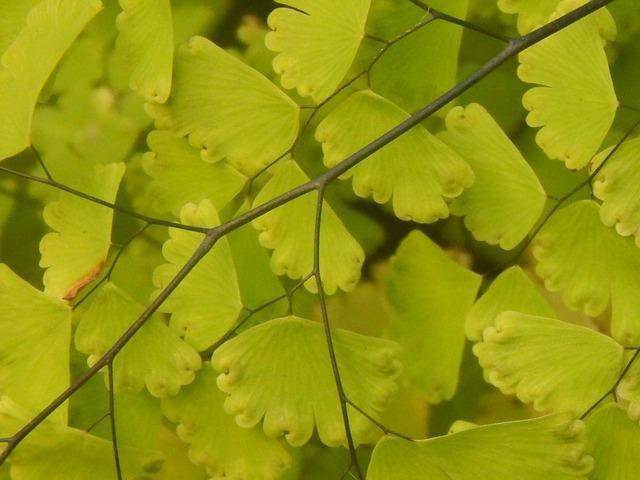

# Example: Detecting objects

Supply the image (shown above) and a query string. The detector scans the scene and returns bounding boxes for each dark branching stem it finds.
[0,230,219,465]
[313,185,363,479]
[0,0,616,470]
[407,0,514,43]
[0,165,208,234]
[345,399,413,441]
[107,362,123,480]
[32,147,54,181]
[85,411,111,433]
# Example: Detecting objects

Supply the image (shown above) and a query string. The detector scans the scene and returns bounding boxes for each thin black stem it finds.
[0,166,208,234]
[85,411,111,433]
[107,362,123,480]
[580,349,640,419]
[406,0,513,43]
[313,185,363,479]
[365,16,437,86]
[345,398,413,441]
[0,0,615,468]
[31,147,53,181]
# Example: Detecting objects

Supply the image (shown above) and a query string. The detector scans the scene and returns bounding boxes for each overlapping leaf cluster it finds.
[0,0,639,479]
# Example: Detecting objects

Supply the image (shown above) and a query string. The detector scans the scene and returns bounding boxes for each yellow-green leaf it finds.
[75,282,202,397]
[265,0,370,103]
[0,397,163,480]
[162,364,292,480]
[316,90,474,223]
[586,403,640,479]
[0,264,71,424]
[518,0,618,169]
[153,200,243,351]
[114,0,174,103]
[40,160,124,300]
[142,130,247,217]
[591,136,640,246]
[439,103,546,249]
[474,311,624,414]
[368,414,592,479]
[386,230,481,402]
[147,36,299,176]
[465,266,554,342]
[0,0,102,161]
[211,316,402,447]
[252,159,364,294]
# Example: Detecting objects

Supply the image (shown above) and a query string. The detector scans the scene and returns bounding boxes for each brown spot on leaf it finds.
[62,260,105,300]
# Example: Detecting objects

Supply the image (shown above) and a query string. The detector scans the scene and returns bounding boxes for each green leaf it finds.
[438,103,546,249]
[226,221,287,318]
[0,397,163,480]
[114,0,173,103]
[517,0,618,169]
[0,264,71,424]
[142,130,247,217]
[146,36,299,176]
[473,311,624,415]
[533,200,640,344]
[33,87,141,166]
[533,200,618,316]
[316,90,474,223]
[615,357,640,421]
[586,403,640,480]
[162,364,292,479]
[367,414,592,479]
[153,200,243,351]
[0,1,41,54]
[0,0,102,161]
[265,0,370,103]
[591,136,640,246]
[497,0,561,34]
[465,266,554,342]
[40,160,125,300]
[211,316,402,447]
[368,0,468,113]
[386,230,481,402]
[252,159,364,294]
[152,425,208,480]
[172,0,223,47]
[75,282,202,397]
